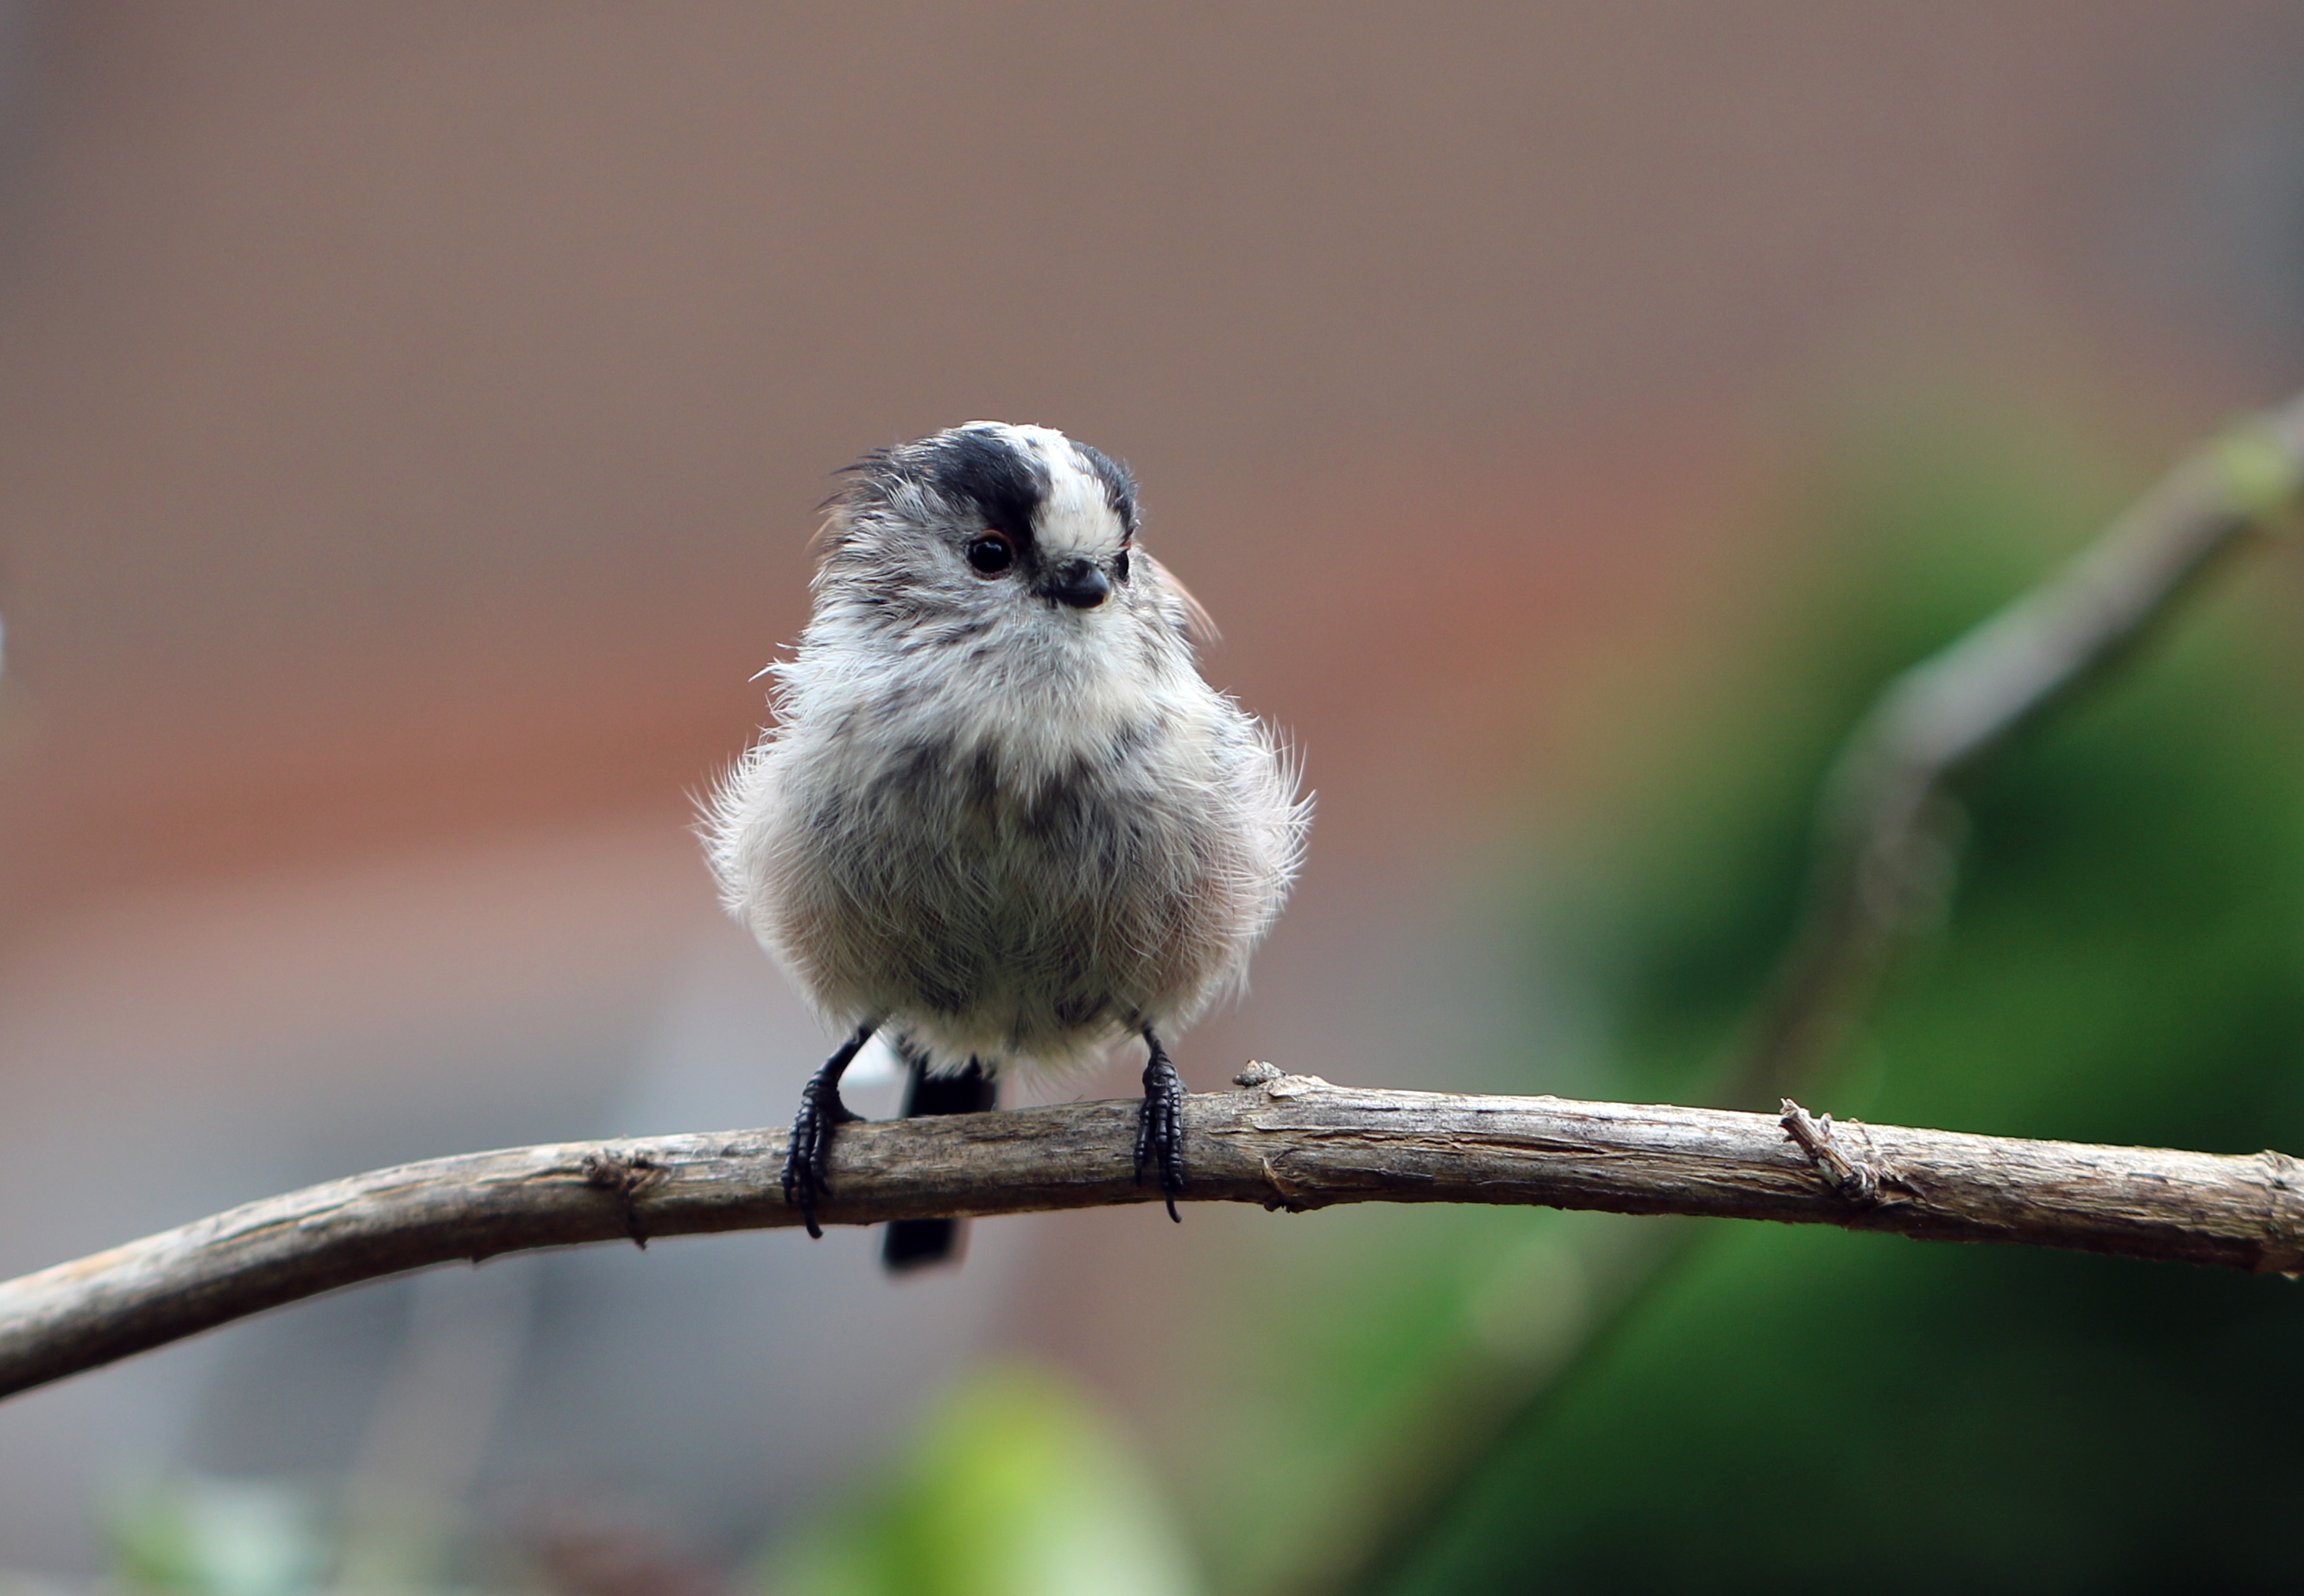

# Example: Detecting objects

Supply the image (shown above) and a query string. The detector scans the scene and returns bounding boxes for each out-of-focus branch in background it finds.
[1302,392,2304,1596]
[1726,392,2304,1101]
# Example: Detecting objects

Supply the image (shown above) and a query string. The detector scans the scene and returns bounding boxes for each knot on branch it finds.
[2258,1149,2304,1277]
[1232,1059,1334,1101]
[1781,1100,1916,1208]
[1231,1061,1335,1212]
[582,1148,668,1248]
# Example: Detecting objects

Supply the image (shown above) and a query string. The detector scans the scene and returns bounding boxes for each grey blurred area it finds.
[0,825,1016,1572]
[0,0,2302,1578]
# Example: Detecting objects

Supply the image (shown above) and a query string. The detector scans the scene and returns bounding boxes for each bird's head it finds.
[812,422,1209,656]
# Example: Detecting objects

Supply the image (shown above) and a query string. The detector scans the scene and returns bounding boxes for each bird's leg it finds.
[783,1023,874,1239]
[1135,1026,1187,1222]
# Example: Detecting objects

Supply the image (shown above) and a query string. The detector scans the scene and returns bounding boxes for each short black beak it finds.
[1045,558,1111,610]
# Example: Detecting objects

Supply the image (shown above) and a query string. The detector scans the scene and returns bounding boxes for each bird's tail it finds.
[881,1048,995,1272]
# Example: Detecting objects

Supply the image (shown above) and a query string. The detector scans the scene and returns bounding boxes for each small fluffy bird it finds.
[707,422,1309,1268]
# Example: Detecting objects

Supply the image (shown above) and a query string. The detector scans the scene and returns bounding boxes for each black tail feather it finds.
[881,1052,995,1273]
[881,1215,964,1270]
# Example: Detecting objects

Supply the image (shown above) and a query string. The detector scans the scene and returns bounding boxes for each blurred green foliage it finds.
[767,1364,1200,1596]
[103,1475,327,1596]
[1591,421,2126,1097]
[1382,421,2304,1591]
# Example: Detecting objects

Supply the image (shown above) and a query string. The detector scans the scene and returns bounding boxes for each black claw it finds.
[1135,1030,1186,1222]
[783,1025,873,1239]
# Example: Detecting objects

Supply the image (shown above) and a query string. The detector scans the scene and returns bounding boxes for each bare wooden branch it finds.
[1,1070,2296,1401]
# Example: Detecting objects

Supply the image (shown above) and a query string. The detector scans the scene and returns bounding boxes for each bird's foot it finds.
[784,1030,872,1239]
[1135,1032,1186,1222]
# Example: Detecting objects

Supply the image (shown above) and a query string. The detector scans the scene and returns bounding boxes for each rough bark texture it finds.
[1,1069,2296,1400]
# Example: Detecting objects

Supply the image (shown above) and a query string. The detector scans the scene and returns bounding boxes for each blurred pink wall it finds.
[3,2,2289,917]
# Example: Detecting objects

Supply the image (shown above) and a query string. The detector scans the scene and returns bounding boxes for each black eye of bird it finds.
[1113,549,1131,582]
[967,533,1015,575]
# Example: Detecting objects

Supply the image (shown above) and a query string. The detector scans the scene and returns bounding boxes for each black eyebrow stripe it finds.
[929,430,1050,549]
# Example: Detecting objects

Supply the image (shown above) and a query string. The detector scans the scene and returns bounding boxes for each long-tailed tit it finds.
[706,422,1309,1268]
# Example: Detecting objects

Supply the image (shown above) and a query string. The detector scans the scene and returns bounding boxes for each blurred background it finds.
[2,4,2302,1591]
